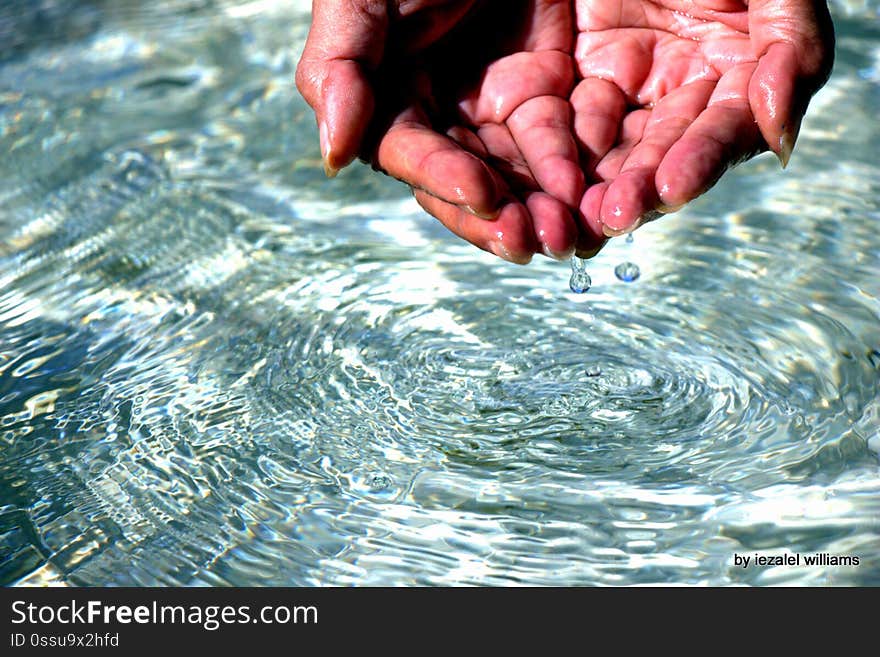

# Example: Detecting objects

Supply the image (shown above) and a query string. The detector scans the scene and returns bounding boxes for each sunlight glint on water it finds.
[0,1,878,586]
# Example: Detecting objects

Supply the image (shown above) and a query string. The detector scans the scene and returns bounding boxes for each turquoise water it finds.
[1,1,878,586]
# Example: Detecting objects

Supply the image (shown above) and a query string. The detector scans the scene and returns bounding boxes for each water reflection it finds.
[0,1,878,586]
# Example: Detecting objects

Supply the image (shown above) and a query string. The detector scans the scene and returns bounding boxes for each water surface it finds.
[1,0,879,585]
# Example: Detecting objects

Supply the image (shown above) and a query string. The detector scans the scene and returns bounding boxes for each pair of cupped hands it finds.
[296,0,834,263]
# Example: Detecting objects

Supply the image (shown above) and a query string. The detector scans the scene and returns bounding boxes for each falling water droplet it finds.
[626,233,634,244]
[586,365,602,377]
[615,261,640,282]
[569,256,591,293]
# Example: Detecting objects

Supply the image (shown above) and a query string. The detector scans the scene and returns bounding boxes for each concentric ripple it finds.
[1,0,879,586]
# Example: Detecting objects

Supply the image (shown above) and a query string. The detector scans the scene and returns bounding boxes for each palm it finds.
[572,0,834,237]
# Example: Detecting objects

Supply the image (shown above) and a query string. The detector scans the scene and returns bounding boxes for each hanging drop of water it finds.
[626,233,634,244]
[614,261,640,282]
[569,256,591,293]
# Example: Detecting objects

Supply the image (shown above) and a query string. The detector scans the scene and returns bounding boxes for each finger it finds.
[521,0,574,51]
[458,51,574,124]
[446,125,490,159]
[656,70,764,210]
[412,190,537,264]
[748,0,835,167]
[377,106,501,218]
[468,123,578,259]
[748,42,832,167]
[571,77,627,173]
[476,122,540,193]
[598,79,715,233]
[294,0,389,174]
[578,183,611,247]
[598,171,660,235]
[620,80,715,175]
[593,108,651,181]
[524,192,578,260]
[444,126,578,259]
[507,96,584,208]
[582,179,657,240]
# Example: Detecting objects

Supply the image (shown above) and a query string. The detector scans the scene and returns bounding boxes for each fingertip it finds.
[748,42,799,167]
[490,202,537,264]
[526,193,578,260]
[467,156,504,218]
[440,151,503,219]
[655,164,691,211]
[599,170,657,234]
[412,191,536,264]
[579,182,607,241]
[655,135,724,210]
[321,61,376,171]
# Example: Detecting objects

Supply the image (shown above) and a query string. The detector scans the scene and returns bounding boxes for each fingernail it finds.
[466,205,501,220]
[320,120,338,178]
[657,202,683,214]
[600,223,626,238]
[574,243,604,259]
[600,209,663,237]
[541,243,575,261]
[488,241,531,265]
[488,240,512,262]
[778,121,800,169]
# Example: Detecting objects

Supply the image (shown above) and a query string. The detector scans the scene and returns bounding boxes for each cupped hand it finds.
[572,0,835,237]
[296,0,835,263]
[296,0,589,263]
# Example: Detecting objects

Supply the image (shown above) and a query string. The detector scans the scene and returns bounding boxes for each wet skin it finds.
[295,0,834,263]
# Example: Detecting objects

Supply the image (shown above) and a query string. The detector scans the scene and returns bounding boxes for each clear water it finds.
[1,1,879,586]
[569,256,592,293]
[614,262,640,283]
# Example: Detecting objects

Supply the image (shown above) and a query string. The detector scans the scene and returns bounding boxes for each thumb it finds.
[747,0,835,167]
[295,0,389,176]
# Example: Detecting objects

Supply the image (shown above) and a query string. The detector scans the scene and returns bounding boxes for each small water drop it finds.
[570,273,591,293]
[626,233,634,244]
[586,365,602,377]
[569,256,591,293]
[615,261,640,282]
